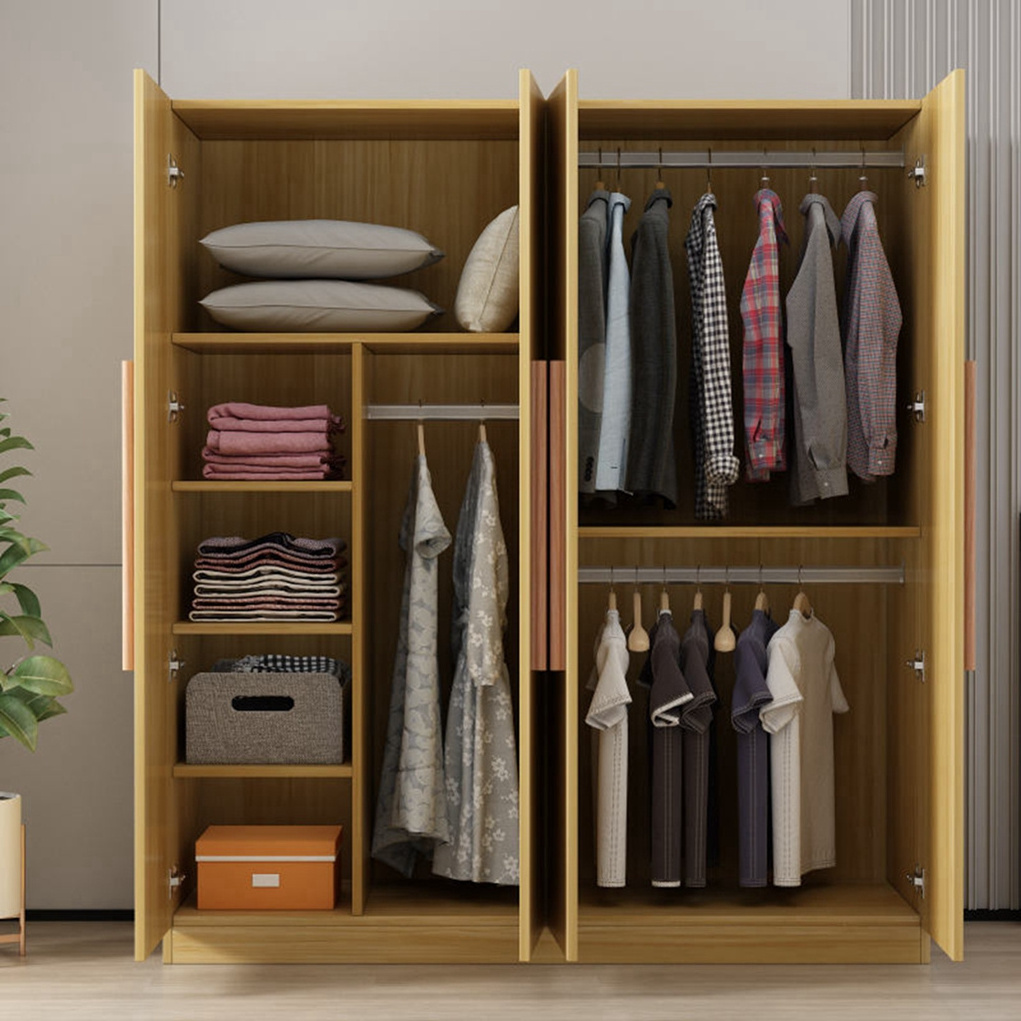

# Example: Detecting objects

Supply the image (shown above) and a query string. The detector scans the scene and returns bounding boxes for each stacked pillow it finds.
[199,219,444,332]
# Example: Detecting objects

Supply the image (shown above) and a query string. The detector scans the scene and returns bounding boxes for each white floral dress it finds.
[372,454,452,876]
[432,441,520,885]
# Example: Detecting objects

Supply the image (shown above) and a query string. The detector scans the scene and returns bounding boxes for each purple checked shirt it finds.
[841,191,902,481]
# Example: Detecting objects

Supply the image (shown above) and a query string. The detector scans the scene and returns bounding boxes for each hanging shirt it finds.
[638,611,692,887]
[740,188,789,482]
[433,441,519,886]
[841,190,902,481]
[786,193,848,506]
[686,192,739,519]
[594,191,632,494]
[371,454,451,876]
[678,608,718,888]
[626,187,678,507]
[585,607,631,887]
[760,609,849,887]
[578,189,610,494]
[732,609,779,888]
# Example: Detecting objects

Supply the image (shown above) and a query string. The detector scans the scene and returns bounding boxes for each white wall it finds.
[0,0,849,909]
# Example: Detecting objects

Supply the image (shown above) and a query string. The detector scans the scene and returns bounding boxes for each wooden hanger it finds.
[754,564,770,613]
[594,146,605,191]
[793,565,813,618]
[659,565,671,614]
[416,422,426,457]
[607,566,617,612]
[809,148,818,194]
[478,400,487,444]
[714,570,736,653]
[656,147,665,190]
[693,566,703,612]
[760,148,770,190]
[628,568,649,652]
[859,145,869,192]
[706,147,713,196]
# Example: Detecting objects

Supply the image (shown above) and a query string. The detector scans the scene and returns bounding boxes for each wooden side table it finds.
[0,825,26,956]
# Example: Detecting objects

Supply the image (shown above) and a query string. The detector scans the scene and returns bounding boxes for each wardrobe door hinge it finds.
[168,649,184,683]
[905,650,926,683]
[168,864,186,897]
[906,390,926,423]
[168,390,185,423]
[908,155,926,187]
[906,864,926,898]
[167,154,185,188]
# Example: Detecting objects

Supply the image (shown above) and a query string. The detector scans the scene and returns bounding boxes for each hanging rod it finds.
[364,403,519,421]
[578,565,904,586]
[579,149,905,170]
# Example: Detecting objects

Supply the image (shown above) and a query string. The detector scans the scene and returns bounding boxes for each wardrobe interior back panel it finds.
[574,138,912,528]
[363,351,520,895]
[575,537,891,893]
[192,139,520,333]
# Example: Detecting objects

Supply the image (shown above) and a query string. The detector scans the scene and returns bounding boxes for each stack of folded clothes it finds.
[202,402,345,481]
[189,532,347,622]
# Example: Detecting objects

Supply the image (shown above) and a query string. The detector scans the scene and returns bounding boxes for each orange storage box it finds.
[195,825,342,910]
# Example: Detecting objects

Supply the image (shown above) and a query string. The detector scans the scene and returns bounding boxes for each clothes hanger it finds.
[607,564,617,613]
[478,398,487,444]
[808,148,818,194]
[706,147,713,196]
[594,146,605,191]
[859,145,869,192]
[659,564,671,614]
[656,147,665,191]
[714,567,737,653]
[693,565,703,612]
[628,566,650,652]
[793,564,813,618]
[754,563,770,613]
[615,147,622,193]
[416,398,426,457]
[760,148,770,190]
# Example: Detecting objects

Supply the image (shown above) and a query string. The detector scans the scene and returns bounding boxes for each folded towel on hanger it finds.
[206,430,333,456]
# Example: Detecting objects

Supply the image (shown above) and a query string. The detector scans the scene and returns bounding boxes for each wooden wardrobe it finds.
[130,69,545,963]
[547,69,965,964]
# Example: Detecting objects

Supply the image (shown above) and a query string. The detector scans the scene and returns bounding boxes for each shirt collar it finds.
[800,193,842,246]
[840,190,878,245]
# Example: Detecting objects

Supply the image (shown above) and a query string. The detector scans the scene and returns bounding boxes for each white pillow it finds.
[200,220,444,280]
[454,207,519,332]
[200,280,442,332]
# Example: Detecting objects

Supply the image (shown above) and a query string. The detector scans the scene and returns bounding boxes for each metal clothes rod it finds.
[578,565,905,586]
[364,403,519,421]
[578,149,905,170]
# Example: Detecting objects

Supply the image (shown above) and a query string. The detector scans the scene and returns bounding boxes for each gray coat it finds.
[627,188,679,507]
[578,189,610,494]
[786,194,849,505]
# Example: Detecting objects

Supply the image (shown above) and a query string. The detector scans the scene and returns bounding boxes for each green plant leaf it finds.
[6,688,67,722]
[7,656,72,696]
[7,583,40,618]
[0,613,52,649]
[0,429,10,439]
[0,488,25,504]
[0,467,31,484]
[0,536,46,577]
[0,436,33,456]
[0,528,32,551]
[0,693,38,750]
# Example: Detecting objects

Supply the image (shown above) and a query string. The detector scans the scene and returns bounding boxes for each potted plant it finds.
[0,399,73,930]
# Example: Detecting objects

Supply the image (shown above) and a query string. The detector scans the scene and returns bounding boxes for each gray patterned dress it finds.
[432,441,520,885]
[372,455,452,876]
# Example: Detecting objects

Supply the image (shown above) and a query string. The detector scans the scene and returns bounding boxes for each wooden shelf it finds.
[172,481,352,493]
[171,333,519,355]
[578,525,922,540]
[578,99,921,141]
[171,99,521,141]
[172,622,352,636]
[173,763,352,779]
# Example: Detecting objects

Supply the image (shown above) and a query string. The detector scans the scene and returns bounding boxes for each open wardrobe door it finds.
[132,70,200,961]
[546,68,579,964]
[894,69,966,962]
[518,67,544,963]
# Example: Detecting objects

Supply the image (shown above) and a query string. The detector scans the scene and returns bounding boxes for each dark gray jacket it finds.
[626,188,679,507]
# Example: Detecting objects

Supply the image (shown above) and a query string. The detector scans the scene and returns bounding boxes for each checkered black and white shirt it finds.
[686,192,740,518]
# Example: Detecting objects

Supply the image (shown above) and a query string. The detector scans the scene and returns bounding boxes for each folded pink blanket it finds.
[208,416,344,434]
[208,402,336,423]
[202,466,329,481]
[188,609,342,622]
[207,430,333,456]
[202,449,345,469]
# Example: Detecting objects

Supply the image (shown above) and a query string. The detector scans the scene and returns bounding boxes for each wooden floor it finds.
[1,921,1020,1019]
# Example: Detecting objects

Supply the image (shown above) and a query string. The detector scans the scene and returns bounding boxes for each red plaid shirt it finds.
[841,191,902,480]
[740,189,788,481]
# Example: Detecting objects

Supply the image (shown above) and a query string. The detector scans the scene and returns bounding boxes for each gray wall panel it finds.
[851,0,1021,911]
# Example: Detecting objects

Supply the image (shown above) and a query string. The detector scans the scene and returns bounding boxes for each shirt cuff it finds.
[811,464,849,500]
[868,435,897,476]
[706,452,740,486]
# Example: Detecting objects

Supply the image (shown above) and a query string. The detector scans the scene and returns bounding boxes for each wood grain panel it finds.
[549,362,567,672]
[172,764,352,779]
[964,360,976,672]
[530,361,548,672]
[172,333,519,355]
[122,360,134,672]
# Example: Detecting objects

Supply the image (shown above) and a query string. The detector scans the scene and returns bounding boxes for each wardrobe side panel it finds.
[546,69,579,963]
[518,67,544,961]
[132,70,200,961]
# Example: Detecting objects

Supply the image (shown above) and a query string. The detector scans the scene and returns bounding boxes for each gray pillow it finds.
[200,280,442,332]
[454,206,519,332]
[200,219,444,280]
